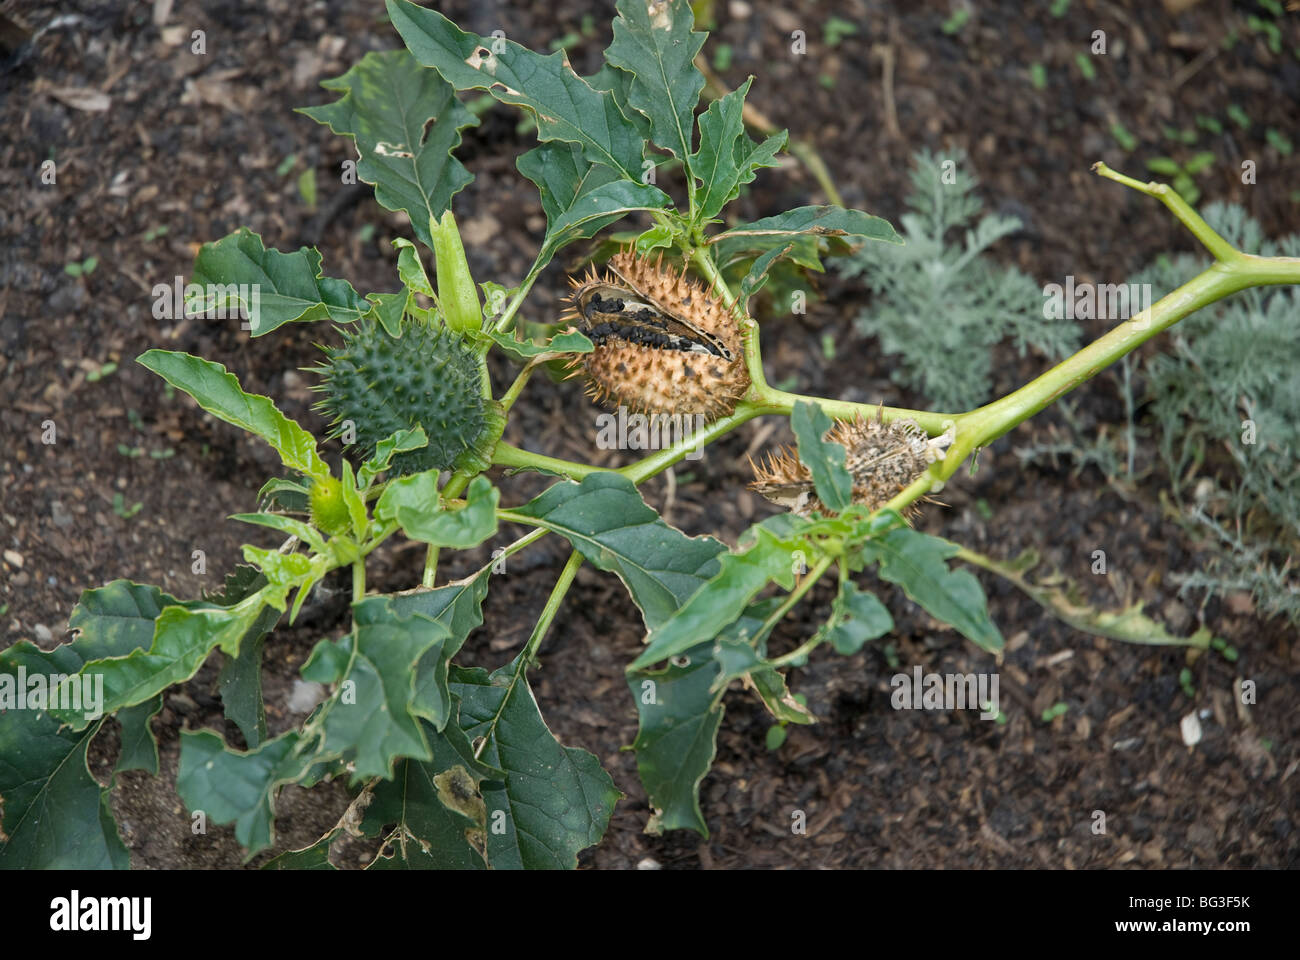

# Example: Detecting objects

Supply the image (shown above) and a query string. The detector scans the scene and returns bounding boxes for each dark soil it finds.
[2,0,1297,869]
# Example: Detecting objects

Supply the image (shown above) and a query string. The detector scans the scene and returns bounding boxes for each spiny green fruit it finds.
[308,474,350,536]
[313,316,503,477]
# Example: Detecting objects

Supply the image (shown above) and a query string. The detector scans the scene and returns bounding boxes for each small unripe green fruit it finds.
[309,475,350,536]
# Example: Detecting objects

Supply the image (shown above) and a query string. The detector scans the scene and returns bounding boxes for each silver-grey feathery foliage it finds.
[836,148,1079,411]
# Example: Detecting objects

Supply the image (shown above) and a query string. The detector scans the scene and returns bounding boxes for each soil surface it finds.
[2,0,1297,869]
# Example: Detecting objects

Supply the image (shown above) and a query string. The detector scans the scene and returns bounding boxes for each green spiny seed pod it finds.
[313,315,503,477]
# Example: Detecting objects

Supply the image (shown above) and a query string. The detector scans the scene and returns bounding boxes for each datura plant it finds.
[4,0,1299,870]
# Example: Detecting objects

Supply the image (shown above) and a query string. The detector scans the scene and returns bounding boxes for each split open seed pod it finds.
[750,410,954,516]
[559,250,749,421]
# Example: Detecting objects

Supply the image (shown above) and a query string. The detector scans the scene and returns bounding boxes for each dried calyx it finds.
[750,410,954,516]
[560,250,749,421]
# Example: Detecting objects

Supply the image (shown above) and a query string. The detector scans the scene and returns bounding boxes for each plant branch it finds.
[1092,162,1241,263]
[488,164,1300,531]
[498,359,541,414]
[492,258,546,335]
[760,554,835,664]
[493,442,605,479]
[693,245,958,435]
[955,544,1213,649]
[523,549,584,662]
[620,401,763,483]
[476,525,549,577]
[421,545,439,589]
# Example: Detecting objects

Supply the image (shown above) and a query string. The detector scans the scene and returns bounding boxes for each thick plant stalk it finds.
[488,166,1300,525]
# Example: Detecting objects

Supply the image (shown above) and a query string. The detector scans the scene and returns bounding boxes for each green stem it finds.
[759,555,835,661]
[492,259,546,335]
[1092,162,1241,263]
[696,248,956,434]
[475,525,549,577]
[442,471,471,500]
[420,470,476,587]
[498,359,540,414]
[689,245,739,311]
[352,560,365,603]
[957,260,1268,455]
[872,168,1300,516]
[523,549,584,662]
[620,401,763,483]
[493,442,605,479]
[751,381,959,436]
[421,545,439,589]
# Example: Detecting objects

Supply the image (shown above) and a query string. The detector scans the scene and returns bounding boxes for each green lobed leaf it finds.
[298,49,478,250]
[715,230,833,273]
[376,473,499,549]
[364,715,496,869]
[691,77,786,221]
[0,580,199,867]
[822,579,894,655]
[301,596,450,781]
[256,478,310,514]
[484,328,593,363]
[176,729,313,858]
[0,711,125,869]
[585,63,652,141]
[629,522,801,671]
[340,460,369,543]
[709,603,815,725]
[138,349,330,480]
[626,642,723,836]
[113,696,163,776]
[388,0,648,181]
[389,576,490,731]
[747,664,815,725]
[736,239,795,302]
[358,426,429,490]
[605,0,706,166]
[189,227,367,336]
[230,511,327,556]
[239,546,316,608]
[451,656,621,869]
[625,600,797,838]
[365,290,409,338]
[713,204,902,247]
[393,239,435,297]
[68,579,189,651]
[517,140,671,272]
[860,527,1003,653]
[216,603,281,750]
[510,472,727,630]
[790,400,854,513]
[203,564,269,606]
[49,595,277,731]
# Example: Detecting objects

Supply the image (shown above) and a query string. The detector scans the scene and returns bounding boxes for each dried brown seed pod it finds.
[559,250,749,420]
[749,409,953,516]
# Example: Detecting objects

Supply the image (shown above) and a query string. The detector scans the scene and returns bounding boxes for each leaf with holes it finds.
[299,49,478,250]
